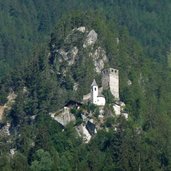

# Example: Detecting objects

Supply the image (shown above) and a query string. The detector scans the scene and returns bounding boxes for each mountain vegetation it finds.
[0,1,171,171]
[1,0,171,78]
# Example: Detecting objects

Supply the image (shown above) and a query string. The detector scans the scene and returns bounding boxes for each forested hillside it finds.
[0,1,171,171]
[1,0,171,78]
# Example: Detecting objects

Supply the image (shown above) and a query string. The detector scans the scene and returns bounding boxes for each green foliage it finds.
[0,86,8,105]
[83,102,97,113]
[103,89,115,104]
[167,50,171,68]
[30,149,53,171]
[11,153,29,171]
[1,0,171,80]
[105,117,115,128]
[0,1,171,171]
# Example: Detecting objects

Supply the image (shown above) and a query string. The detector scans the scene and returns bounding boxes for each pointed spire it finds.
[91,79,98,87]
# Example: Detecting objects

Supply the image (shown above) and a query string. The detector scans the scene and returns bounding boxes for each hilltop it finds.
[0,9,171,171]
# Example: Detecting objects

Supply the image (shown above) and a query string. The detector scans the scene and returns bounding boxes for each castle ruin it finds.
[83,67,119,106]
[102,68,119,100]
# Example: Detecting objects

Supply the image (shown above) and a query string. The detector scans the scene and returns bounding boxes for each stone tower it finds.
[91,79,98,104]
[102,68,119,100]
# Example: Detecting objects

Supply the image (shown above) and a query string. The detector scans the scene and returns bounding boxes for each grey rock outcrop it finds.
[50,107,76,126]
[83,30,97,48]
[89,47,108,73]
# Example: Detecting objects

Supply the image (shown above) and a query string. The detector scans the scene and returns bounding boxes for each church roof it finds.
[91,79,98,87]
[86,121,96,135]
[65,100,83,107]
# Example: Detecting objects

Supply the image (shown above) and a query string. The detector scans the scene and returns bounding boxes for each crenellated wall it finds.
[102,68,119,100]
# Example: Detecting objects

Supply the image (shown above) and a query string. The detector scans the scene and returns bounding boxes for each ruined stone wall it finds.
[109,68,119,100]
[102,68,119,100]
[102,69,110,89]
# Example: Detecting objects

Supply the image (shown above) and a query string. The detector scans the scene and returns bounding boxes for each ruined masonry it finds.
[83,67,119,106]
[102,68,119,100]
[50,66,128,143]
[83,67,128,119]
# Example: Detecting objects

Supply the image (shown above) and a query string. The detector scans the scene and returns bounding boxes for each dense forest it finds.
[0,1,171,171]
[1,0,171,78]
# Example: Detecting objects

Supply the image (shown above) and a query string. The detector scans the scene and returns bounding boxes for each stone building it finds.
[83,68,119,106]
[102,68,119,100]
[91,79,106,106]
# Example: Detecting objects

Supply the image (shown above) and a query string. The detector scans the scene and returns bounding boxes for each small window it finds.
[94,87,96,91]
[115,70,117,73]
[111,69,114,72]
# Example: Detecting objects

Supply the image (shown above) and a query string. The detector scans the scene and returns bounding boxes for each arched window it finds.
[94,87,96,91]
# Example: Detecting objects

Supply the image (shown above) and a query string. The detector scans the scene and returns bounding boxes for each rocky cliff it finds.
[49,27,110,97]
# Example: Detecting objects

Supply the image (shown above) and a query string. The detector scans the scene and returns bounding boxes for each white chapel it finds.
[91,79,106,106]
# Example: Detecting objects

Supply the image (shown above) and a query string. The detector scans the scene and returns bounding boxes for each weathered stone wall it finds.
[96,96,106,106]
[83,93,91,102]
[109,69,119,100]
[102,69,110,89]
[102,68,119,100]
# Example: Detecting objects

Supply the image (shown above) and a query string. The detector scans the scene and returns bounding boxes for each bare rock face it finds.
[127,79,132,86]
[10,148,16,158]
[83,30,97,48]
[0,106,5,120]
[68,47,79,65]
[0,122,11,137]
[57,46,78,66]
[57,49,68,62]
[89,47,108,73]
[73,82,79,91]
[50,27,108,74]
[50,107,76,126]
[113,104,121,116]
[49,27,109,94]
[0,91,17,121]
[75,26,86,33]
[76,124,91,143]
